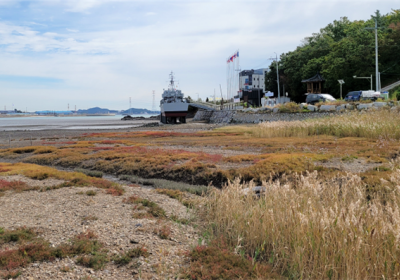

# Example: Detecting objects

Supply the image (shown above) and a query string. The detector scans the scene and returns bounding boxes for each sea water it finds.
[0,115,153,131]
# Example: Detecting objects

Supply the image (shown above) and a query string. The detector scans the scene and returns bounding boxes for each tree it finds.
[206,97,209,102]
[264,12,400,101]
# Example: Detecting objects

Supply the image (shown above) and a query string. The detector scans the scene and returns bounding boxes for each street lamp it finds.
[269,53,280,103]
[353,75,373,90]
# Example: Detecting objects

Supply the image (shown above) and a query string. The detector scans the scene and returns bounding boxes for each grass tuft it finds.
[85,190,97,196]
[124,195,166,218]
[0,227,36,245]
[113,247,149,266]
[153,225,171,240]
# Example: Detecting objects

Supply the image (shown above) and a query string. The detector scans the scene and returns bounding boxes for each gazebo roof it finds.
[301,73,325,83]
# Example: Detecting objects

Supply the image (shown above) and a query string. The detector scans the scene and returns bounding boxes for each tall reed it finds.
[203,170,400,279]
[256,109,400,140]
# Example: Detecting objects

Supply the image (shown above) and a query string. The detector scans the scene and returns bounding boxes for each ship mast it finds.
[169,71,177,99]
[169,71,175,90]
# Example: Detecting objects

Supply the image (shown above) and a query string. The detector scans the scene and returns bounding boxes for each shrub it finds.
[183,236,276,279]
[277,102,301,113]
[0,227,36,244]
[86,190,97,196]
[76,252,108,270]
[113,247,149,266]
[153,225,171,239]
[0,241,54,270]
[0,180,30,193]
[138,199,166,218]
[0,270,21,279]
[52,230,102,258]
[125,196,166,218]
[105,185,124,196]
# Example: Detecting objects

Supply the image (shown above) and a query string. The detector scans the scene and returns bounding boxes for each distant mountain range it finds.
[120,108,160,115]
[77,107,119,114]
[77,107,160,115]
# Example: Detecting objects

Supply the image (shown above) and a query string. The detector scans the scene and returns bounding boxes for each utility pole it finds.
[375,20,379,92]
[365,19,379,92]
[275,53,280,103]
[269,53,281,103]
[371,74,373,91]
[152,91,156,112]
[378,72,381,91]
[338,80,345,99]
[75,105,76,112]
[129,97,131,115]
[68,104,69,110]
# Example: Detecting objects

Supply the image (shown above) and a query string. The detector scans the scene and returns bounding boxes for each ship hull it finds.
[160,102,189,124]
[160,103,189,117]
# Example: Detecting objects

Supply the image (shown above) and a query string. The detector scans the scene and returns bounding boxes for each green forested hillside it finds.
[266,10,400,102]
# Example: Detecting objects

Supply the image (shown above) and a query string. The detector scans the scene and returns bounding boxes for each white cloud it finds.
[66,28,79,33]
[0,0,398,111]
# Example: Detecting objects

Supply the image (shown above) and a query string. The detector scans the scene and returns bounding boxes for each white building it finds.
[238,68,268,97]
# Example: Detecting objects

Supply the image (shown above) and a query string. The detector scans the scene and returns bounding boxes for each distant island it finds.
[77,107,160,115]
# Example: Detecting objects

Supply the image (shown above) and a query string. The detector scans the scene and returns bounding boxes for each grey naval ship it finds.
[160,72,189,124]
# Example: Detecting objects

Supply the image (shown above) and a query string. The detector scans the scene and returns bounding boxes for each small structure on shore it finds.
[302,72,325,94]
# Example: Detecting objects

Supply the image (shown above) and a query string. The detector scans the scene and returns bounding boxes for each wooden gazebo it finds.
[302,73,325,93]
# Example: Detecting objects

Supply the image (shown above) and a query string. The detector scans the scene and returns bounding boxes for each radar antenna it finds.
[169,71,175,89]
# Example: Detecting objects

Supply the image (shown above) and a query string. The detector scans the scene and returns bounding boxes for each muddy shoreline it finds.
[0,120,228,148]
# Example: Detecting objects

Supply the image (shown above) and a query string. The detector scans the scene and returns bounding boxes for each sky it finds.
[0,0,398,111]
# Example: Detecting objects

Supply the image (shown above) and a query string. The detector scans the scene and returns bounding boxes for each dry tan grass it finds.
[202,169,400,279]
[256,109,400,140]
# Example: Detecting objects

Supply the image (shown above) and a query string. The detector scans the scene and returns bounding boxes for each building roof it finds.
[239,68,267,76]
[253,68,267,75]
[301,72,325,83]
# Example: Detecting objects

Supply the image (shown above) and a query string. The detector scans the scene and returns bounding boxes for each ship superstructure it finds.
[160,72,189,124]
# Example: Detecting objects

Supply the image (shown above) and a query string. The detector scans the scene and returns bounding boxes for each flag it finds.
[237,51,239,57]
[230,56,233,62]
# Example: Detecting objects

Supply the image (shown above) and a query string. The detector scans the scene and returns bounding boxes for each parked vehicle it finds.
[306,93,336,105]
[361,90,381,100]
[345,91,362,101]
[344,90,381,101]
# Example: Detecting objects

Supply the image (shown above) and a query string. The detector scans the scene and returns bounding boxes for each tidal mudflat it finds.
[1,110,400,279]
